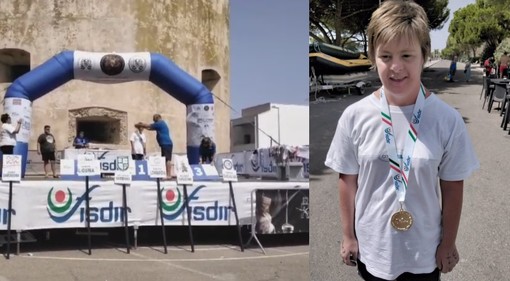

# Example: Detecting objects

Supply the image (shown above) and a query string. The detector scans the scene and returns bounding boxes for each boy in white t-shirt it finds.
[0,113,22,155]
[130,124,146,160]
[324,1,479,280]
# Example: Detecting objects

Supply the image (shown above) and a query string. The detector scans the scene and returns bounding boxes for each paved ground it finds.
[310,60,510,281]
[0,220,308,280]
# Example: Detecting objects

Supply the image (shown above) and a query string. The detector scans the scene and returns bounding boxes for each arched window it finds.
[0,48,31,83]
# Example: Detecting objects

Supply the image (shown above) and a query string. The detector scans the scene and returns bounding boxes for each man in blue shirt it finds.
[137,114,173,179]
[73,131,89,149]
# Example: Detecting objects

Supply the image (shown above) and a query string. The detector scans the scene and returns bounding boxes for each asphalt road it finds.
[310,60,510,281]
[0,224,309,280]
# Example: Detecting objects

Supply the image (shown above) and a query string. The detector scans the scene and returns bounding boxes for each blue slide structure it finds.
[3,50,214,176]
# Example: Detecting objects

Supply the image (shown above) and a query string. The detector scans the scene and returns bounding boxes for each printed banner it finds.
[245,148,278,178]
[0,180,309,230]
[221,159,238,182]
[73,51,151,82]
[215,152,246,174]
[186,104,215,146]
[2,155,22,181]
[63,149,131,173]
[254,189,309,234]
[215,151,308,179]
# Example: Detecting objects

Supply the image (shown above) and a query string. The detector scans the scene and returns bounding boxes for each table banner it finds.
[0,181,308,230]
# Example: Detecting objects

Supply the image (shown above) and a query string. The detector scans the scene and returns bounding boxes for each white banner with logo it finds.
[2,155,22,182]
[221,159,238,182]
[64,149,131,173]
[215,152,246,174]
[186,104,215,146]
[215,148,309,179]
[73,51,151,82]
[0,180,308,230]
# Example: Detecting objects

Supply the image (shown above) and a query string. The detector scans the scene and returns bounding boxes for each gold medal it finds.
[391,205,413,231]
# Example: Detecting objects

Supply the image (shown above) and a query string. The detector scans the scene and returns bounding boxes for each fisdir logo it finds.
[250,153,260,172]
[161,185,230,221]
[412,109,422,124]
[46,185,130,223]
[250,152,277,174]
[384,127,393,144]
[393,174,402,190]
[403,156,412,172]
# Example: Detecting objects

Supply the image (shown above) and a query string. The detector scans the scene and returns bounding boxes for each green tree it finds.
[481,0,510,8]
[447,0,510,59]
[309,0,378,46]
[420,0,449,30]
[494,38,510,63]
[448,4,482,58]
[309,0,450,52]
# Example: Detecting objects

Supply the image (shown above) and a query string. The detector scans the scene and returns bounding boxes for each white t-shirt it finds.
[130,131,146,155]
[325,93,479,280]
[0,123,17,146]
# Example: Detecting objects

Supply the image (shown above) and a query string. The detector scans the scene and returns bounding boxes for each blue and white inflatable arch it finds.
[4,50,214,176]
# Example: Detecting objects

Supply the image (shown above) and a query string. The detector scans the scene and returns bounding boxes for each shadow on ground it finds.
[1,226,309,256]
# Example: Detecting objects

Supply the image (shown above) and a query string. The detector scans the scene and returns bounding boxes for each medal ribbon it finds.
[380,84,426,203]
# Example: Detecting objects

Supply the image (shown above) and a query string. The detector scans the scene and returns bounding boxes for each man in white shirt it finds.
[130,124,146,160]
[0,113,22,176]
[0,113,22,155]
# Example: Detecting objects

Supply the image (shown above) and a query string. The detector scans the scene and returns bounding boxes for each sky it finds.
[230,0,309,118]
[430,0,477,51]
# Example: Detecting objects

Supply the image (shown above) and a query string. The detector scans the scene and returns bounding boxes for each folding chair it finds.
[501,84,510,131]
[482,77,495,110]
[488,82,507,113]
[500,83,510,117]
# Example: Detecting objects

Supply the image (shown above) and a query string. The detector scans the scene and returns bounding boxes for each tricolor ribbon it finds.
[380,84,426,202]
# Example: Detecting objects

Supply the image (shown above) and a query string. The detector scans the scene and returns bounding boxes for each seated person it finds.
[199,137,216,164]
[73,131,89,149]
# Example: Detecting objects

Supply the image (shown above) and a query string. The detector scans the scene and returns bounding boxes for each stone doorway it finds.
[68,107,127,147]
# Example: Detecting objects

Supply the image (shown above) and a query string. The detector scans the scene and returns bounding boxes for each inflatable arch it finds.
[3,50,214,176]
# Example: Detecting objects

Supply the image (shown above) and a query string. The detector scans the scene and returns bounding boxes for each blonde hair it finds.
[367,0,430,64]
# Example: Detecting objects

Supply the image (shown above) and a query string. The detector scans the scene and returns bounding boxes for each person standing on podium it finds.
[130,124,147,160]
[0,113,22,155]
[37,125,59,179]
[137,114,173,179]
[0,113,22,176]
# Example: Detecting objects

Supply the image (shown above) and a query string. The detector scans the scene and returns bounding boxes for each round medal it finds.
[391,210,413,231]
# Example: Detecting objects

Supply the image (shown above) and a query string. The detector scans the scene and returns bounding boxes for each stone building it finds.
[0,0,230,156]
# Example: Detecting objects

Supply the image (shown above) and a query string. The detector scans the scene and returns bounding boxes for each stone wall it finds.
[0,0,230,154]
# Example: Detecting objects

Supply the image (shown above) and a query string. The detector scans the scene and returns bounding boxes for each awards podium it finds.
[60,160,221,181]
